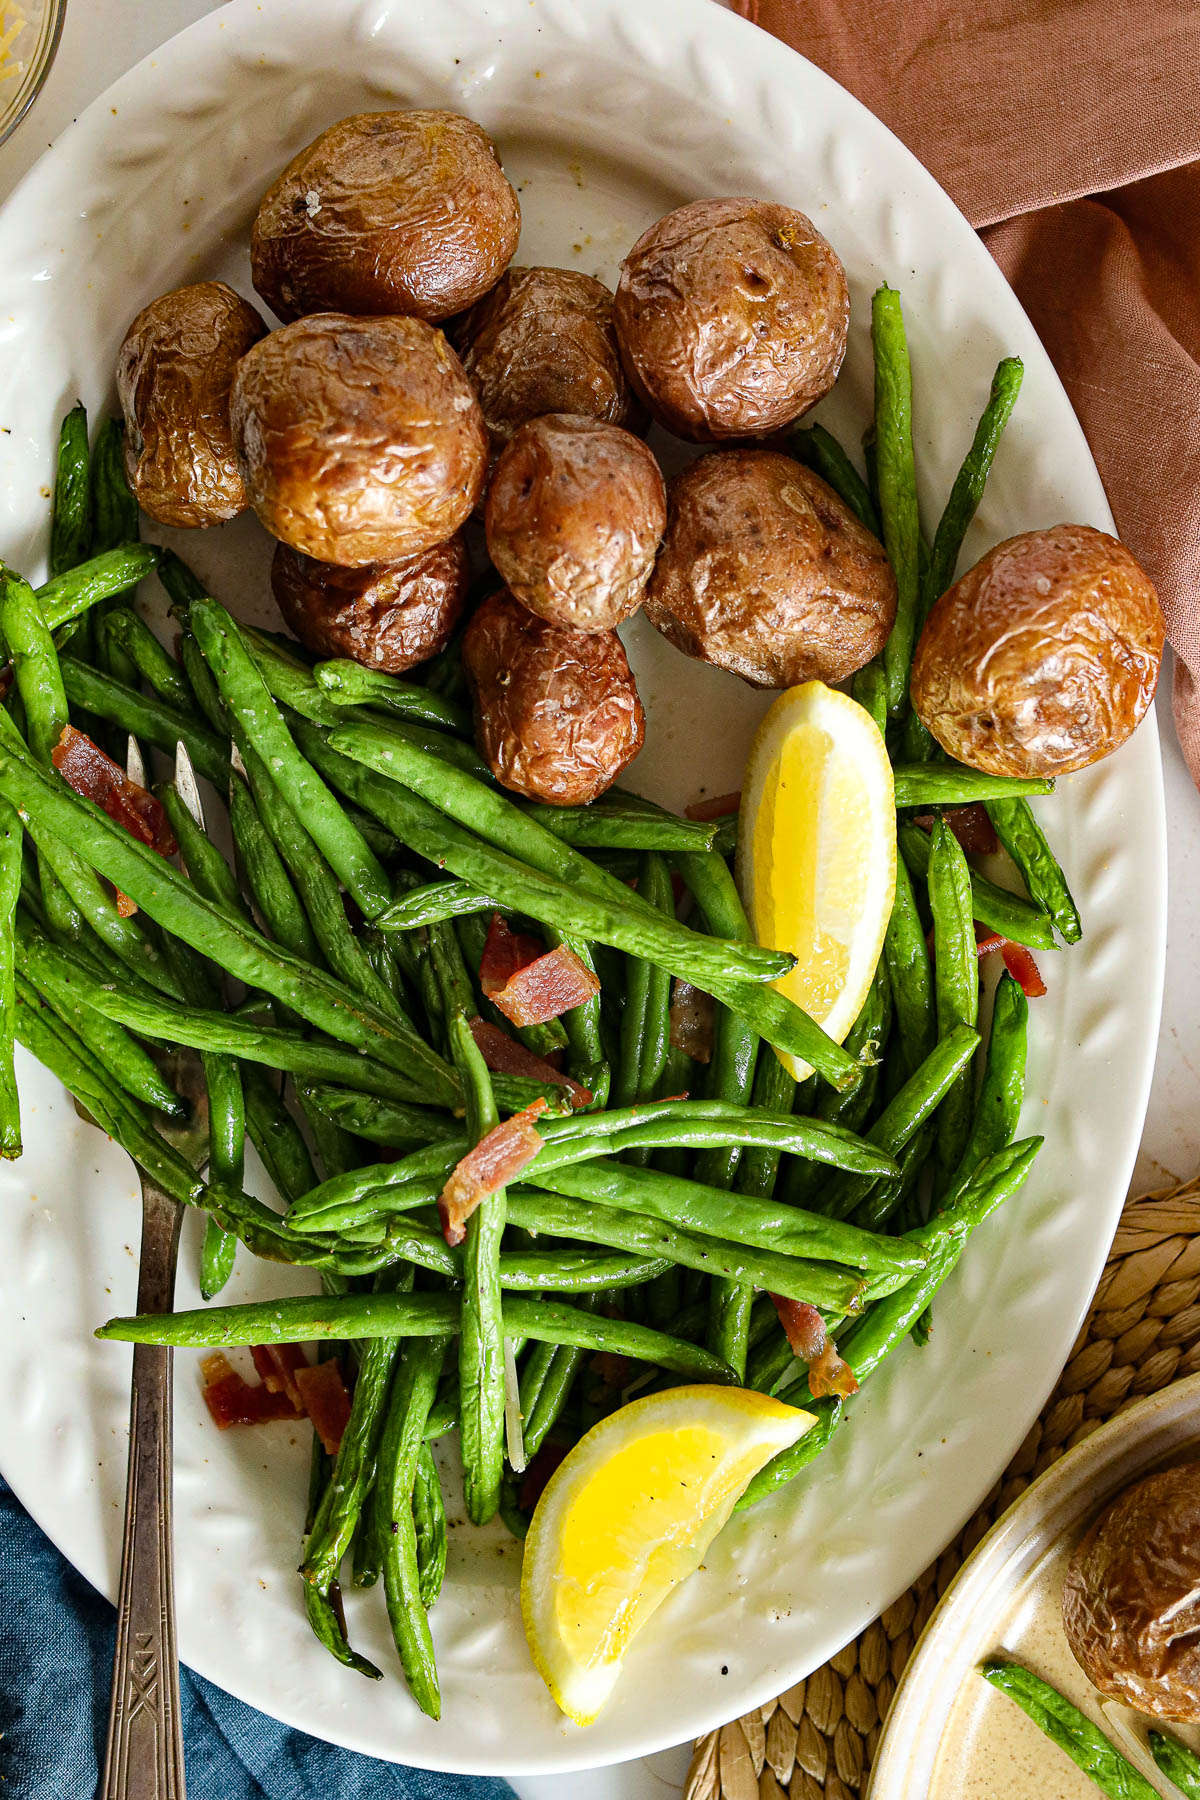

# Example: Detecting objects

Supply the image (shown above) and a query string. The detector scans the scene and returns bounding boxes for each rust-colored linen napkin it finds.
[735,0,1200,783]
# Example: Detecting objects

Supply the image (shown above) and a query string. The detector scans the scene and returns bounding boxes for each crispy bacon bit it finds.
[669,978,715,1062]
[294,1358,354,1456]
[591,1351,636,1390]
[999,939,1048,998]
[468,1017,592,1107]
[479,914,544,998]
[685,791,742,821]
[519,1439,571,1514]
[488,943,601,1028]
[438,1098,548,1246]
[973,929,1048,998]
[770,1296,859,1400]
[914,805,998,857]
[114,889,139,918]
[249,1343,309,1410]
[52,725,177,855]
[201,1351,299,1429]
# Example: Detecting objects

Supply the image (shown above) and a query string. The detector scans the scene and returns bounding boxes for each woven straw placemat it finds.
[686,1175,1200,1800]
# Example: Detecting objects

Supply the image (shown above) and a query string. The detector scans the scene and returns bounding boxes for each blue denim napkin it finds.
[0,1477,514,1800]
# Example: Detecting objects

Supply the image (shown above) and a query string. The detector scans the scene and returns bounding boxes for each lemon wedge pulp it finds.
[520,1385,814,1726]
[737,681,896,1080]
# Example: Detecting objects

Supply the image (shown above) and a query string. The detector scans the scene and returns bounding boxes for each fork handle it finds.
[99,1186,186,1800]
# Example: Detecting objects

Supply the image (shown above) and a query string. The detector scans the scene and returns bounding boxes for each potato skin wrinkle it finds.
[117,280,267,528]
[452,265,640,454]
[251,110,520,324]
[644,449,896,689]
[614,197,849,441]
[464,590,646,805]
[486,415,666,634]
[1062,1463,1200,1722]
[231,313,488,567]
[911,523,1164,777]
[271,538,469,673]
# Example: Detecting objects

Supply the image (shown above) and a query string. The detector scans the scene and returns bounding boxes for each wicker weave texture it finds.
[685,1179,1200,1800]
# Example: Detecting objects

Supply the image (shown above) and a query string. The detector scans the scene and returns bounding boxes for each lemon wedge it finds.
[736,681,896,1080]
[520,1385,814,1725]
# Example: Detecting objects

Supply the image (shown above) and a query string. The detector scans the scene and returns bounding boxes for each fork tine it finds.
[174,739,205,831]
[125,734,146,788]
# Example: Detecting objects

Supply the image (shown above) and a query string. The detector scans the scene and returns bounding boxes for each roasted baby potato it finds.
[452,266,639,453]
[644,449,895,687]
[463,590,645,804]
[485,414,666,633]
[613,197,849,440]
[251,110,520,324]
[230,313,487,566]
[116,281,267,528]
[910,523,1164,777]
[271,538,469,672]
[1062,1463,1200,1722]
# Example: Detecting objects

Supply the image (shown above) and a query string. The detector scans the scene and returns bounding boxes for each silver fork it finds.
[95,740,212,1800]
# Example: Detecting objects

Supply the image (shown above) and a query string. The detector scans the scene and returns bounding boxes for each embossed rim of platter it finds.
[0,0,1166,1773]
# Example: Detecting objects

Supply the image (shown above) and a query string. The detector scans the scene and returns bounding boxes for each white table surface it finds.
[3,4,1197,1794]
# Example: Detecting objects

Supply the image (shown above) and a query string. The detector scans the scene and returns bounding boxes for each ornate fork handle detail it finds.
[99,1182,187,1800]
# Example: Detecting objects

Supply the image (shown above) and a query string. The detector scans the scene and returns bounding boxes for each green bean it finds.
[740,1139,1042,1507]
[319,724,860,1086]
[734,1051,796,1202]
[893,765,1053,807]
[925,358,1023,612]
[35,545,160,632]
[779,962,891,1210]
[872,288,923,717]
[344,1218,669,1292]
[817,1023,980,1219]
[525,1158,917,1274]
[444,1002,506,1524]
[544,928,607,1104]
[884,850,935,1078]
[227,769,322,967]
[237,738,400,1018]
[302,1582,381,1682]
[0,738,459,1099]
[612,851,672,1116]
[852,661,888,736]
[34,970,437,1104]
[160,784,241,917]
[98,1287,739,1382]
[524,1312,600,1458]
[304,1295,408,1593]
[17,809,171,991]
[50,403,91,579]
[0,800,21,1155]
[59,659,230,785]
[89,420,139,560]
[367,1336,448,1716]
[100,609,197,714]
[19,921,185,1118]
[980,1662,1157,1800]
[412,1443,447,1609]
[986,796,1082,944]
[850,1118,935,1234]
[374,879,501,931]
[177,629,227,736]
[1149,1730,1200,1797]
[299,1087,461,1149]
[789,424,882,536]
[950,971,1027,1191]
[154,547,207,614]
[522,802,717,852]
[314,659,471,735]
[189,599,391,918]
[927,818,979,1187]
[897,821,1056,951]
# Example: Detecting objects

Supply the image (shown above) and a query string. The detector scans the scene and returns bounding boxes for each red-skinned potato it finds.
[463,591,645,804]
[270,538,469,673]
[1062,1463,1200,1722]
[644,449,896,688]
[485,414,666,633]
[116,281,267,527]
[614,198,849,441]
[451,266,640,452]
[910,524,1164,778]
[251,110,520,324]
[230,313,487,566]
